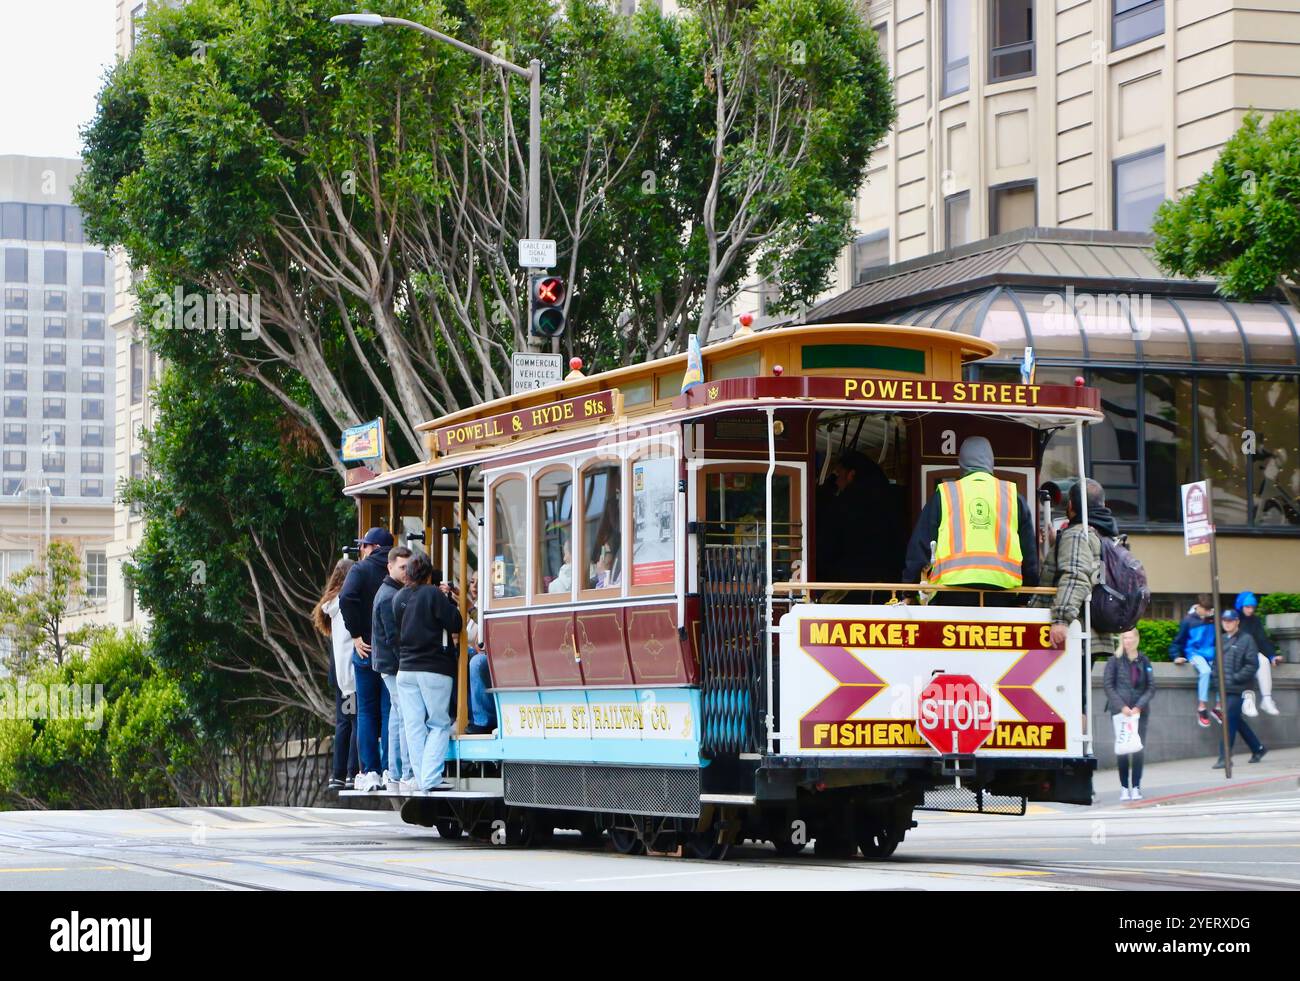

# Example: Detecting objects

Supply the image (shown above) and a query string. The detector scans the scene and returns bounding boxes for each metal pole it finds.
[1075,422,1091,751]
[764,407,776,753]
[528,59,541,242]
[1206,480,1231,778]
[456,467,470,736]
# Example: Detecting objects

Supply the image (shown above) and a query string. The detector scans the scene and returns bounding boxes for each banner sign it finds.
[1181,480,1213,556]
[340,418,385,463]
[779,606,1081,756]
[682,376,1100,413]
[430,389,617,455]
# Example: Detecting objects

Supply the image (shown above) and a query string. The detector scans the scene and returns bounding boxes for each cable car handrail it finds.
[770,581,1058,596]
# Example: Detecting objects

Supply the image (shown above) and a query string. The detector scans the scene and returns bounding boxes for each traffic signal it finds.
[530,274,566,338]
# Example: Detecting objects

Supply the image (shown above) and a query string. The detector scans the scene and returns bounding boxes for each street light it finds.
[330,12,542,244]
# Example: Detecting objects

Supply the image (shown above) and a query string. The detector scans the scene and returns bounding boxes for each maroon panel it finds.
[484,615,536,688]
[530,611,583,687]
[683,594,701,685]
[626,604,690,685]
[918,415,1034,463]
[574,608,633,685]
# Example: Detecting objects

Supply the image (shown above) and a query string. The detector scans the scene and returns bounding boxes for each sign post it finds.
[1183,479,1231,778]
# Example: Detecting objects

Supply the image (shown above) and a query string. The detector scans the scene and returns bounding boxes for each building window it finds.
[0,206,22,240]
[130,341,143,404]
[535,465,575,598]
[1,550,33,586]
[3,369,24,390]
[1,478,20,495]
[990,180,1037,234]
[4,342,26,364]
[874,21,890,73]
[44,250,67,285]
[1113,0,1163,50]
[81,478,105,498]
[44,291,66,312]
[82,398,104,420]
[3,424,24,445]
[4,288,27,310]
[2,451,24,471]
[83,293,105,313]
[42,398,64,419]
[945,192,971,248]
[83,252,106,287]
[942,0,971,96]
[490,476,526,601]
[989,0,1034,82]
[3,249,26,283]
[42,449,65,473]
[44,317,66,338]
[46,477,64,497]
[85,550,107,600]
[4,316,24,337]
[1114,147,1165,233]
[82,345,105,367]
[83,318,104,340]
[82,371,105,394]
[43,370,65,392]
[852,230,890,284]
[42,424,65,447]
[44,343,65,365]
[82,450,104,473]
[82,425,104,447]
[4,397,26,417]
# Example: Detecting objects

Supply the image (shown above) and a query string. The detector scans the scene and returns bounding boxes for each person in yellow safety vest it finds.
[901,436,1038,607]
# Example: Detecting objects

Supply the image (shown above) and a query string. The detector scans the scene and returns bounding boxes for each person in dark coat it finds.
[394,554,463,792]
[1214,609,1266,769]
[371,546,412,791]
[1235,591,1283,717]
[338,527,393,791]
[1104,628,1156,800]
[817,449,906,603]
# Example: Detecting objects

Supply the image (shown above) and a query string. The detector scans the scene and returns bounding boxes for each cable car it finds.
[341,323,1101,858]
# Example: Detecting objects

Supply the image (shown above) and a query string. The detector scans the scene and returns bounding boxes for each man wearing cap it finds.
[902,436,1038,606]
[1215,608,1267,768]
[339,527,394,791]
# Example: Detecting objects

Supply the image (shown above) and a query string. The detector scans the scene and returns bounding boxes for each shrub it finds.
[1258,593,1300,616]
[1134,619,1179,662]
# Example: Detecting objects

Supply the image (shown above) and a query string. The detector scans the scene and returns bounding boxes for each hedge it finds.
[1258,593,1300,616]
[1134,619,1179,662]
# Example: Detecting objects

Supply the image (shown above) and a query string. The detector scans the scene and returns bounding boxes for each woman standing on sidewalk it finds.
[1105,628,1156,800]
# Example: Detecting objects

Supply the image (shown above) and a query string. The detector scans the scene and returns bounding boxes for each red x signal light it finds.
[534,276,565,306]
[530,274,567,338]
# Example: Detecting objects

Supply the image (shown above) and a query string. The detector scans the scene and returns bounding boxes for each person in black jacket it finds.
[1214,609,1267,769]
[338,527,394,791]
[394,553,462,792]
[372,546,412,791]
[817,449,907,603]
[1104,628,1156,800]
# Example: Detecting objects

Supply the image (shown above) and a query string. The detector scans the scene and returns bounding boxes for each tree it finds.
[1153,110,1300,313]
[76,0,892,467]
[0,542,100,672]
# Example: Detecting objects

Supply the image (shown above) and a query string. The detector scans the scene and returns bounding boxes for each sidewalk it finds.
[1092,745,1300,807]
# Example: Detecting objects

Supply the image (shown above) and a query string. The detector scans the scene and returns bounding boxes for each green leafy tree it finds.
[0,541,101,671]
[1153,110,1300,312]
[76,0,892,466]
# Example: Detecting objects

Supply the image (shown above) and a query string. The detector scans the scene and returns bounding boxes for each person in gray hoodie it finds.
[1104,628,1155,800]
[371,546,412,791]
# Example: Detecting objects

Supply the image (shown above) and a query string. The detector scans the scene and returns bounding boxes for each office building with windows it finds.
[801,1,1300,607]
[0,155,114,626]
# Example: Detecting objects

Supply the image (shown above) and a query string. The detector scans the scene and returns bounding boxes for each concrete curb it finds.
[1122,772,1300,809]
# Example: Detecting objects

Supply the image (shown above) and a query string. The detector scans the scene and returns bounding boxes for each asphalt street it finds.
[0,786,1296,891]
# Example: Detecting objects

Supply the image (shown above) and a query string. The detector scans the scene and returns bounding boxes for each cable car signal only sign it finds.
[916,674,995,755]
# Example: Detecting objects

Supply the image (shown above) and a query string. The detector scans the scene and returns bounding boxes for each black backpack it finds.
[1056,530,1151,633]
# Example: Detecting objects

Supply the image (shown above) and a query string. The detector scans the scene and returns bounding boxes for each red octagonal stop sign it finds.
[917,673,995,755]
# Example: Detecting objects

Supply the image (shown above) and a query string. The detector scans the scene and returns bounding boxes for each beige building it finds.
[833,0,1300,285]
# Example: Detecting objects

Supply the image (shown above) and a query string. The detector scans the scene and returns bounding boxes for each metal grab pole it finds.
[765,407,776,753]
[1076,422,1091,750]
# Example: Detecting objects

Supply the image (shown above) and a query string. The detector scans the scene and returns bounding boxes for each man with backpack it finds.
[1034,479,1146,656]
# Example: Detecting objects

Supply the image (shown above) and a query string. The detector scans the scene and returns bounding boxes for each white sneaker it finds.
[360,770,383,792]
[1260,695,1280,716]
[1242,691,1258,718]
[398,778,420,794]
[1119,787,1131,801]
[1131,788,1143,800]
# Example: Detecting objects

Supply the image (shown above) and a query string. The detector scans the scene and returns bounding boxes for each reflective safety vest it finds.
[930,472,1023,588]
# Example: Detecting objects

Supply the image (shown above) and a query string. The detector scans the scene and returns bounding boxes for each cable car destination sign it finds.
[430,389,618,455]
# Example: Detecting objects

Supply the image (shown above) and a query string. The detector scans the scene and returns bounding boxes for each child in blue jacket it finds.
[1170,593,1219,728]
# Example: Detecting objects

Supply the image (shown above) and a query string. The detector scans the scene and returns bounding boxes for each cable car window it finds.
[631,455,676,587]
[536,466,575,597]
[491,477,527,600]
[581,461,622,591]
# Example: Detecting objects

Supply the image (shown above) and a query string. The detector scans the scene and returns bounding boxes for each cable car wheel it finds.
[433,819,464,841]
[607,815,646,855]
[504,809,554,848]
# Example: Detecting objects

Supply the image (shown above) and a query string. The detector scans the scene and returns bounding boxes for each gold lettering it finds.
[848,622,866,646]
[845,379,859,399]
[810,623,829,645]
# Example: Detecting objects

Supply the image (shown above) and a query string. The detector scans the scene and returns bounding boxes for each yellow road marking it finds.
[0,866,69,873]
[1141,843,1300,851]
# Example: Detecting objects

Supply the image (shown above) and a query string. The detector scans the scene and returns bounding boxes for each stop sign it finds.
[916,674,995,755]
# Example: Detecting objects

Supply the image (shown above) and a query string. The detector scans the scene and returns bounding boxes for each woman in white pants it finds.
[1236,592,1282,717]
